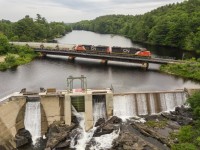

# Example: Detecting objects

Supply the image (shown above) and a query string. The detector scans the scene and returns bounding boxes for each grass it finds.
[145,119,168,128]
[160,59,200,81]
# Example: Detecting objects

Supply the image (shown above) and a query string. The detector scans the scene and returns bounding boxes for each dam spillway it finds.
[113,91,187,117]
[24,96,41,144]
[0,88,199,149]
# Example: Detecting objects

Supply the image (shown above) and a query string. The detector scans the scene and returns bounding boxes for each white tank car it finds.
[56,44,76,50]
[10,42,76,50]
[10,42,43,49]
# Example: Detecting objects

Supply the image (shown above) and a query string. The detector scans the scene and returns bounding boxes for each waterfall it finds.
[90,130,120,150]
[113,95,136,119]
[149,93,156,114]
[71,97,119,150]
[93,95,107,123]
[70,107,97,150]
[113,91,187,117]
[136,94,148,115]
[24,100,41,144]
[159,92,187,112]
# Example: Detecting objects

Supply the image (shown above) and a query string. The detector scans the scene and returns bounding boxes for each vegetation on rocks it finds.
[172,92,200,150]
[72,0,200,52]
[145,119,168,128]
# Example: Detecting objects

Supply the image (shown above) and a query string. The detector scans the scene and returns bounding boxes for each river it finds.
[0,30,199,98]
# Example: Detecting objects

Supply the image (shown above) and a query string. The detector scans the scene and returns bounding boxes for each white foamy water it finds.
[71,103,120,150]
[93,101,107,124]
[149,93,156,114]
[137,94,148,115]
[90,129,120,150]
[113,95,136,119]
[71,107,97,150]
[114,92,187,117]
[24,101,41,144]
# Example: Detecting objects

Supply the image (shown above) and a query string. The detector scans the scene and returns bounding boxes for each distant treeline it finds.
[72,0,200,53]
[0,14,72,42]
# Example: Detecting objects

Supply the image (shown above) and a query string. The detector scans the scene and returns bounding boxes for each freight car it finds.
[10,42,151,57]
[74,45,151,57]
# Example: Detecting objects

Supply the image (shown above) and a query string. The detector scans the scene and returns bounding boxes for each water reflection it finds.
[0,31,199,99]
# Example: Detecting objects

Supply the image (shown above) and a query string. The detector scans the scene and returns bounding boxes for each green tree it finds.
[0,33,9,55]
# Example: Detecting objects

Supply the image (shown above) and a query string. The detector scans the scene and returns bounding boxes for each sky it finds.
[0,0,185,23]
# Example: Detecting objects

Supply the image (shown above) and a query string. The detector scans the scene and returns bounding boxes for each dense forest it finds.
[72,0,200,53]
[0,14,72,42]
[0,14,73,70]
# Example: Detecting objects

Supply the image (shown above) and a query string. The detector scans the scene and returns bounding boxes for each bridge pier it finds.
[142,63,149,70]
[68,56,75,61]
[41,53,47,57]
[101,59,108,65]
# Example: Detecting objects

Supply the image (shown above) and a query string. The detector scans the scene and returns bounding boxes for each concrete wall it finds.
[0,89,113,149]
[85,94,93,131]
[0,96,26,149]
[64,93,94,131]
[106,93,113,117]
[40,95,64,134]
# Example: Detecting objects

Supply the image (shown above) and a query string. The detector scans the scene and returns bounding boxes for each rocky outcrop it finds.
[15,128,32,148]
[161,106,193,126]
[45,121,75,149]
[112,131,158,150]
[93,116,122,137]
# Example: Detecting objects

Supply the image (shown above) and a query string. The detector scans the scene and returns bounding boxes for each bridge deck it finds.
[34,49,181,64]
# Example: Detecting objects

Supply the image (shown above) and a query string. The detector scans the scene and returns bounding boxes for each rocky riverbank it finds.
[17,106,193,150]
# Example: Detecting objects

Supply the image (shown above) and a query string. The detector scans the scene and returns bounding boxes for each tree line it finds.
[0,14,72,42]
[72,0,200,53]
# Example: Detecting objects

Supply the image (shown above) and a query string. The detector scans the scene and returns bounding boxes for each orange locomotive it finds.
[74,45,151,58]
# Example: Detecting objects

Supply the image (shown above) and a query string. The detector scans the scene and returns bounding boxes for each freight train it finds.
[10,42,151,57]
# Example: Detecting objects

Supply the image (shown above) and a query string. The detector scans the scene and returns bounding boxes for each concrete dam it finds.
[0,83,199,149]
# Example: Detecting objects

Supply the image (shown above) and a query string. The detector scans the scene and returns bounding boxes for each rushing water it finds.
[71,105,119,150]
[0,30,200,99]
[113,92,187,118]
[24,100,41,144]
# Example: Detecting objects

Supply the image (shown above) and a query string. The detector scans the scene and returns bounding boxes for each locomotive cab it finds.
[135,48,151,57]
[75,45,86,51]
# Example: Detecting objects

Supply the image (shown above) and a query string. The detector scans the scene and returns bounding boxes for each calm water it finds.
[0,30,199,98]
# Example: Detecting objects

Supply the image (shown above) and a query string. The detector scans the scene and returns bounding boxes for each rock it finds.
[93,116,121,137]
[94,123,116,137]
[71,116,79,125]
[107,116,122,124]
[112,131,157,150]
[94,118,105,127]
[15,128,32,148]
[131,122,171,147]
[54,140,71,149]
[46,121,75,149]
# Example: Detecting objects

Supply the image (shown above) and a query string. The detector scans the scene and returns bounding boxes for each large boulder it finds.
[15,128,32,148]
[45,121,75,149]
[93,116,121,137]
[94,118,105,127]
[112,131,156,150]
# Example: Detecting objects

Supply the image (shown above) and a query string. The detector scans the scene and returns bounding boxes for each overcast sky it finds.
[0,0,185,23]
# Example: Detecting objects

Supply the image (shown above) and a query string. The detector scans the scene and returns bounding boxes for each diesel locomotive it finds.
[10,42,151,57]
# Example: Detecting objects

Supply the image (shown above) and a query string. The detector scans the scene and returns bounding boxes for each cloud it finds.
[0,0,185,22]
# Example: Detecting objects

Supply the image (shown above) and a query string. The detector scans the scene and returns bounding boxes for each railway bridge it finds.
[11,42,183,69]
